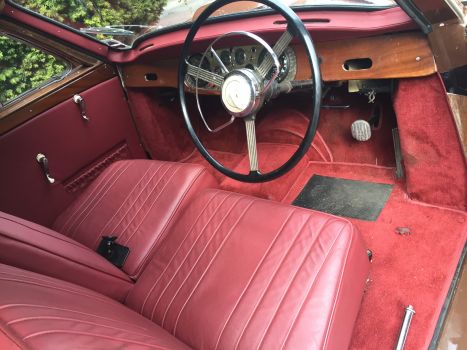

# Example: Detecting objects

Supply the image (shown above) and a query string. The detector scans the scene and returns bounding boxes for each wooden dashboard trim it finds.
[122,32,436,89]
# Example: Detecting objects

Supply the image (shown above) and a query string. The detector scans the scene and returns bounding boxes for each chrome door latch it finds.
[36,153,55,184]
[72,94,90,121]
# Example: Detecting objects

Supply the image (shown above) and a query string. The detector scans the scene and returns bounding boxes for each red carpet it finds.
[184,147,467,349]
[283,162,467,350]
[129,74,467,349]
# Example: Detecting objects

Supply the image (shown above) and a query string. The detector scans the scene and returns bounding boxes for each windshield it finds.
[12,0,397,48]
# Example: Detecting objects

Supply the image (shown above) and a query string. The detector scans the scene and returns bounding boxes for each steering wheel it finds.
[178,0,322,183]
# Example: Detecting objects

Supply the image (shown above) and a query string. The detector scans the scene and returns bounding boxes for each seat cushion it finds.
[126,189,370,350]
[53,160,217,278]
[0,264,190,350]
[0,211,132,301]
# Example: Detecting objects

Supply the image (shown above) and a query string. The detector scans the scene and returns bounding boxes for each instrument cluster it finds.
[186,45,297,89]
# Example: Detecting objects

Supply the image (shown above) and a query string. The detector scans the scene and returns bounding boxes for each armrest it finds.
[0,211,133,301]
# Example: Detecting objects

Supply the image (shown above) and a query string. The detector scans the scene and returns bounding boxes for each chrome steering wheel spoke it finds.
[244,115,259,172]
[257,30,293,79]
[186,62,224,87]
[178,0,322,182]
[210,46,229,75]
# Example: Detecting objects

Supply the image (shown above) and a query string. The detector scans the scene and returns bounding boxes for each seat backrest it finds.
[53,160,217,279]
[126,189,370,350]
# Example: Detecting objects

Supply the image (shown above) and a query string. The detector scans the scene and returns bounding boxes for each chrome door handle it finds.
[73,94,90,121]
[36,153,55,184]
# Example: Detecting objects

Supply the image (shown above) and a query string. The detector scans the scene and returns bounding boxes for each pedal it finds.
[351,120,372,141]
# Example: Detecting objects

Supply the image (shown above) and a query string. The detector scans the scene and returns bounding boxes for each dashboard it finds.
[185,45,297,90]
[122,32,437,92]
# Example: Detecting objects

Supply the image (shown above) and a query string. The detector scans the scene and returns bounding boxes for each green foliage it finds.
[15,0,167,28]
[0,35,67,105]
[0,0,168,105]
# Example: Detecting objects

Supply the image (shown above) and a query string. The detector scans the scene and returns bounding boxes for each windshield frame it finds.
[5,0,397,52]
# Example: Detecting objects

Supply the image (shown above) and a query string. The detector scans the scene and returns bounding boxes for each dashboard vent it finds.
[273,18,330,25]
[343,58,373,71]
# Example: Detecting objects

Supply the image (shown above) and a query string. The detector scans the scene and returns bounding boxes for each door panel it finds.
[0,77,146,226]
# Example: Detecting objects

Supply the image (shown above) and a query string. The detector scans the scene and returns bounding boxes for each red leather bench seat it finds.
[0,189,370,349]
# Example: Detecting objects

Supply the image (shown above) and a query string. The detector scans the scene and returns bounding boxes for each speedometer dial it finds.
[220,50,231,66]
[234,48,246,66]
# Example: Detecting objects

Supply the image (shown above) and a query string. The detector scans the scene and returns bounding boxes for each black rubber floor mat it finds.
[293,175,393,221]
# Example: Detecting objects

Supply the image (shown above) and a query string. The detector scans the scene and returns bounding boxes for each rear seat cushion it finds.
[0,264,190,350]
[126,189,370,350]
[53,160,217,278]
[0,211,132,301]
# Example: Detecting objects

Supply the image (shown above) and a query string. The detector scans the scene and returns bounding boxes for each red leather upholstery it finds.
[0,189,369,349]
[127,189,370,350]
[0,264,190,350]
[0,211,132,301]
[53,160,217,278]
[0,78,146,227]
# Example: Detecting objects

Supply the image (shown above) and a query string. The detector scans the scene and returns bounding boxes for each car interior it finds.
[0,0,466,349]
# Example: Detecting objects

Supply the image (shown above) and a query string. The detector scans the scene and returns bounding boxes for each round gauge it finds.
[234,48,246,66]
[220,50,231,67]
[258,47,297,83]
[186,54,211,88]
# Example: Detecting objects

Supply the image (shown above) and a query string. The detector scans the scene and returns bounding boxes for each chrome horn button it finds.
[221,69,263,118]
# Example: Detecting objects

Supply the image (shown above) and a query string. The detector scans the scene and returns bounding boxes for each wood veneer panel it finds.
[296,32,435,81]
[122,32,436,89]
[447,93,467,157]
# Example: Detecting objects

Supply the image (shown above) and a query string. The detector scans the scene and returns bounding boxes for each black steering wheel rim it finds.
[178,0,322,183]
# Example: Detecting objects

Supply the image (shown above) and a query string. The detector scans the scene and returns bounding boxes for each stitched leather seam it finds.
[131,166,206,279]
[91,162,160,248]
[92,162,169,250]
[0,270,86,289]
[58,162,125,233]
[136,191,220,313]
[0,216,85,249]
[213,209,296,350]
[279,223,347,350]
[122,164,179,245]
[112,163,170,244]
[148,193,234,322]
[0,278,114,305]
[63,162,129,237]
[0,304,147,331]
[22,330,174,349]
[167,196,247,331]
[322,225,357,349]
[0,236,131,282]
[8,316,166,341]
[255,218,341,350]
[69,161,134,238]
[231,211,316,350]
[234,214,333,350]
[0,316,25,349]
